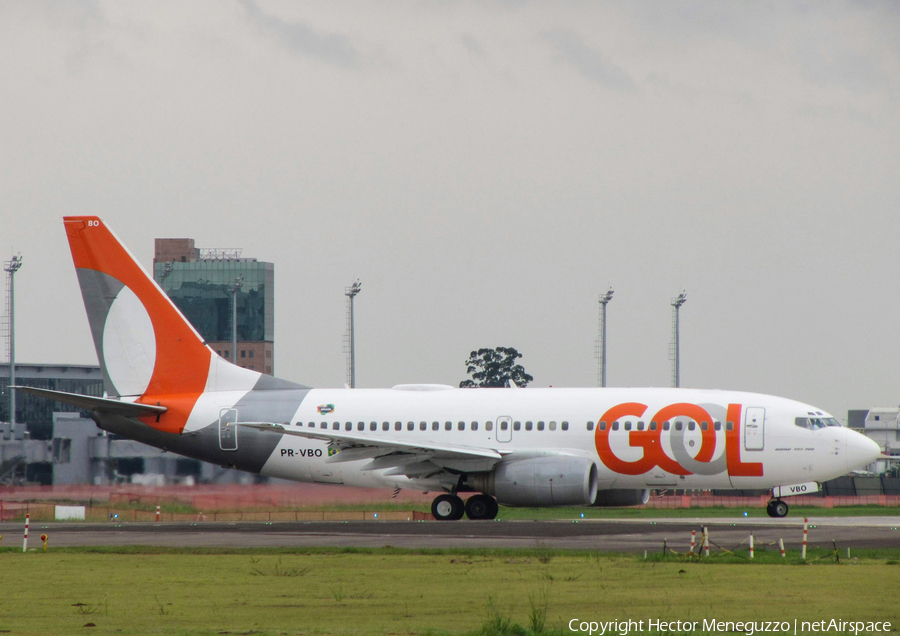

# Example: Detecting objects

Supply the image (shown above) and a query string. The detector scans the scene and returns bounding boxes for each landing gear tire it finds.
[766,499,789,518]
[465,494,499,520]
[431,494,465,521]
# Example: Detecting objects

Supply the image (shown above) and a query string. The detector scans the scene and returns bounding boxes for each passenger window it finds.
[700,422,708,431]
[431,422,438,431]
[612,421,619,431]
[321,422,328,429]
[599,421,607,431]
[500,421,508,431]
[624,422,632,431]
[472,422,479,431]
[649,422,657,431]
[637,421,645,431]
[370,422,377,431]
[663,421,670,431]
[726,421,734,431]
[458,422,465,431]
[525,421,533,431]
[549,421,557,431]
[445,421,452,431]
[586,421,594,431]
[537,421,545,431]
[419,422,427,431]
[333,422,340,430]
[513,421,521,431]
[486,421,493,431]
[407,422,414,431]
[357,422,365,431]
[561,421,569,431]
[395,422,402,431]
[714,422,721,431]
[675,421,683,431]
[382,422,389,431]
[688,422,696,431]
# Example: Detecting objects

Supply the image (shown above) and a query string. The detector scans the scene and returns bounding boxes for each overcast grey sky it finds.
[1,1,898,420]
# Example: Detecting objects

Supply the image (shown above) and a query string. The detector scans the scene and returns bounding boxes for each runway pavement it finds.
[3,516,899,552]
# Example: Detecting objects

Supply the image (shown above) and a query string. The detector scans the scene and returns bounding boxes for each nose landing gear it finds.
[766,499,789,518]
[430,493,499,520]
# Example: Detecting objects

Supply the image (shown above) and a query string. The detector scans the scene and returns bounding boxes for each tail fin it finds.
[64,216,262,433]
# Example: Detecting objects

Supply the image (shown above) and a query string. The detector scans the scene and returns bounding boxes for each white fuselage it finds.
[249,385,877,494]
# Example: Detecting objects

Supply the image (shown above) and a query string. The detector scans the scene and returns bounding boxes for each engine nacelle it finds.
[591,488,650,507]
[471,457,598,507]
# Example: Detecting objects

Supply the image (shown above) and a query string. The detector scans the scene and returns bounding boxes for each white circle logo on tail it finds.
[102,286,157,397]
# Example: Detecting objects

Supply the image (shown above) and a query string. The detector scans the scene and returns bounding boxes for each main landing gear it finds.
[766,499,789,518]
[431,493,499,521]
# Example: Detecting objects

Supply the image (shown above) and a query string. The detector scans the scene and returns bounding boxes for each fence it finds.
[0,501,432,522]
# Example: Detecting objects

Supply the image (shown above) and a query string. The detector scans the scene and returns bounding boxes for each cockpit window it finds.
[796,416,842,430]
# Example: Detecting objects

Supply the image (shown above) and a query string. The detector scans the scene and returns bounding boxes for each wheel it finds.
[772,500,789,518]
[431,494,465,521]
[465,494,499,520]
[766,501,776,517]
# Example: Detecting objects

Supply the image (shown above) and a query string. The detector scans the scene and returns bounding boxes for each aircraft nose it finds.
[844,429,882,472]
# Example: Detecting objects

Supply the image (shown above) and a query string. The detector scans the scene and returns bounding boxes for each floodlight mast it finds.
[671,291,687,388]
[596,288,614,388]
[345,280,362,388]
[230,276,243,364]
[4,254,23,426]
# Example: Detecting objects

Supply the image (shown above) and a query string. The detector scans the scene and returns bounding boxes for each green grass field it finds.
[1,547,898,636]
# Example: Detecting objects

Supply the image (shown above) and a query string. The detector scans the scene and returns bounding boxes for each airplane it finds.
[20,216,882,520]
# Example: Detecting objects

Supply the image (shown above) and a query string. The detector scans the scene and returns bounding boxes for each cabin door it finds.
[744,407,765,451]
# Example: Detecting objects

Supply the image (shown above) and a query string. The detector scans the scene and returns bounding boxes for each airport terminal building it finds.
[0,364,253,486]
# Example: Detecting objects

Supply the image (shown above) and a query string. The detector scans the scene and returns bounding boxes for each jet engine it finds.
[470,456,598,507]
[591,488,650,507]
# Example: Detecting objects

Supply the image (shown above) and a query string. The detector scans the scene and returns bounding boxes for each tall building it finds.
[153,238,275,375]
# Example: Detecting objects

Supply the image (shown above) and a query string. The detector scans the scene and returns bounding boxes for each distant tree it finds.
[459,347,533,388]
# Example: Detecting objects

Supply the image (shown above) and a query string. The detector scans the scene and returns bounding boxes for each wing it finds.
[242,422,508,477]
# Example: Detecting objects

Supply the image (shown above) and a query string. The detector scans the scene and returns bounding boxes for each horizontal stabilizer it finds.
[13,386,168,417]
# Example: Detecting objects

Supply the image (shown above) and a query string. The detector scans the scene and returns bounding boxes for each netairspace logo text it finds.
[568,619,893,636]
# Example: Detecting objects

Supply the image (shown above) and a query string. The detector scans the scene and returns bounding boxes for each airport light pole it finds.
[4,254,22,426]
[230,276,243,364]
[345,280,362,388]
[596,288,614,387]
[671,291,687,388]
